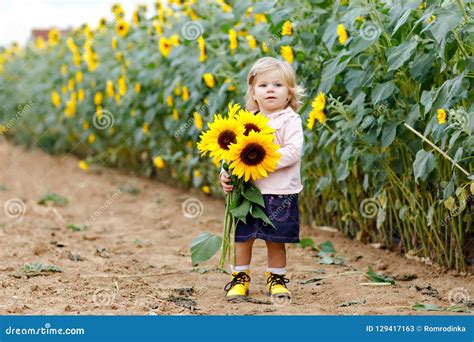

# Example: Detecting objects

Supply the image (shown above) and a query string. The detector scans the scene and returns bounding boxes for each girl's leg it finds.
[265,241,286,268]
[234,238,256,267]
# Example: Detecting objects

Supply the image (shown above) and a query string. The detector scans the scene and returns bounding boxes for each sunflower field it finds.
[0,0,473,271]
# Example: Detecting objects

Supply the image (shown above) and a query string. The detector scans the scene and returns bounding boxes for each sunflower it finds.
[254,13,267,25]
[228,131,281,182]
[228,29,238,53]
[118,74,127,95]
[228,102,241,118]
[94,91,103,106]
[135,82,141,94]
[78,89,85,102]
[170,34,180,47]
[280,45,294,64]
[133,10,140,26]
[337,24,348,45]
[98,18,107,30]
[111,36,118,50]
[197,114,245,162]
[307,92,326,129]
[83,49,99,72]
[203,73,215,88]
[236,109,275,136]
[106,80,115,97]
[75,71,83,83]
[246,35,257,49]
[281,20,292,36]
[194,111,203,130]
[51,91,61,108]
[78,160,90,171]
[198,36,207,62]
[48,28,60,46]
[437,108,447,124]
[35,36,45,49]
[153,156,166,169]
[116,19,130,37]
[159,37,172,57]
[182,86,189,101]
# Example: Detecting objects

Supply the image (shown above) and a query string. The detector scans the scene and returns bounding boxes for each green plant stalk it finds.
[218,194,231,269]
[404,123,471,177]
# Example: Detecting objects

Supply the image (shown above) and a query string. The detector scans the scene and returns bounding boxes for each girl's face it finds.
[252,69,290,115]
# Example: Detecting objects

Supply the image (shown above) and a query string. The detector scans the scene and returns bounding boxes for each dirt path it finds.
[0,140,472,315]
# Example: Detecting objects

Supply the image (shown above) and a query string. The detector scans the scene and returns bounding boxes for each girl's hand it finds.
[219,171,234,193]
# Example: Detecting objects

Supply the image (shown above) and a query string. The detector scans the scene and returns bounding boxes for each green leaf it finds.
[391,8,412,36]
[381,123,397,148]
[336,162,349,182]
[318,51,351,93]
[21,262,62,273]
[230,199,251,220]
[318,254,345,265]
[250,205,275,228]
[66,224,88,232]
[229,191,241,210]
[446,305,470,313]
[242,184,264,207]
[386,39,417,72]
[427,6,462,45]
[371,81,397,105]
[38,192,68,207]
[299,237,317,250]
[366,266,395,285]
[420,90,433,114]
[413,149,436,183]
[190,232,222,266]
[319,240,336,253]
[412,302,444,311]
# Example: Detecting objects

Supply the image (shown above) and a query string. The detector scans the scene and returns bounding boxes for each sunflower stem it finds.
[219,193,231,269]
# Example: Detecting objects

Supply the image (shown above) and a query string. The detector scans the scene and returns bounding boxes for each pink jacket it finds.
[221,106,304,195]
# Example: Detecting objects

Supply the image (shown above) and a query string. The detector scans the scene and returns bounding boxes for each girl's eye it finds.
[259,84,267,87]
[276,83,283,87]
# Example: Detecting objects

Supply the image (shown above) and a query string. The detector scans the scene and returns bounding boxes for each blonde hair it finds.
[245,57,304,112]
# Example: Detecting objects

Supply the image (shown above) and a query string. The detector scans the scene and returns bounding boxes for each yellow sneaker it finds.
[266,272,291,299]
[224,271,250,301]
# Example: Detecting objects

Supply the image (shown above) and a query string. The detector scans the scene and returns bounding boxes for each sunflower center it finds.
[243,123,261,136]
[217,130,237,150]
[240,143,266,166]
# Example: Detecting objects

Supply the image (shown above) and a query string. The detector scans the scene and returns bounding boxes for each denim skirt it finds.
[235,194,300,243]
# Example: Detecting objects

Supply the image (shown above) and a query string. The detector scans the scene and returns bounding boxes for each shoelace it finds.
[224,272,250,292]
[267,273,289,289]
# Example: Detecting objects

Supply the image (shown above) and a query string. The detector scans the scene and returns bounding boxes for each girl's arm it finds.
[275,117,304,170]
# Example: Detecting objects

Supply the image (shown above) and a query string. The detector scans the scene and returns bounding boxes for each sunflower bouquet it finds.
[192,103,281,268]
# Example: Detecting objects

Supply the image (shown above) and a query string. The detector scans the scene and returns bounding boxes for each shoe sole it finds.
[226,290,250,302]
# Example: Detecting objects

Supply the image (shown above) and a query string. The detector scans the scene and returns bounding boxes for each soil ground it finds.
[0,140,472,315]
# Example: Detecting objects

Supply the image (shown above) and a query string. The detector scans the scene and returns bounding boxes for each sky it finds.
[0,0,156,47]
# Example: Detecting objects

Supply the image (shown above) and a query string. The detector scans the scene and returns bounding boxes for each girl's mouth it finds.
[265,96,277,100]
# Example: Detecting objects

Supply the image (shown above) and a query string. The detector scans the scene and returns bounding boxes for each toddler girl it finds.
[219,57,304,301]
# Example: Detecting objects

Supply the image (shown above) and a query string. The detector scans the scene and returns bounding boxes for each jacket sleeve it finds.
[275,117,304,170]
